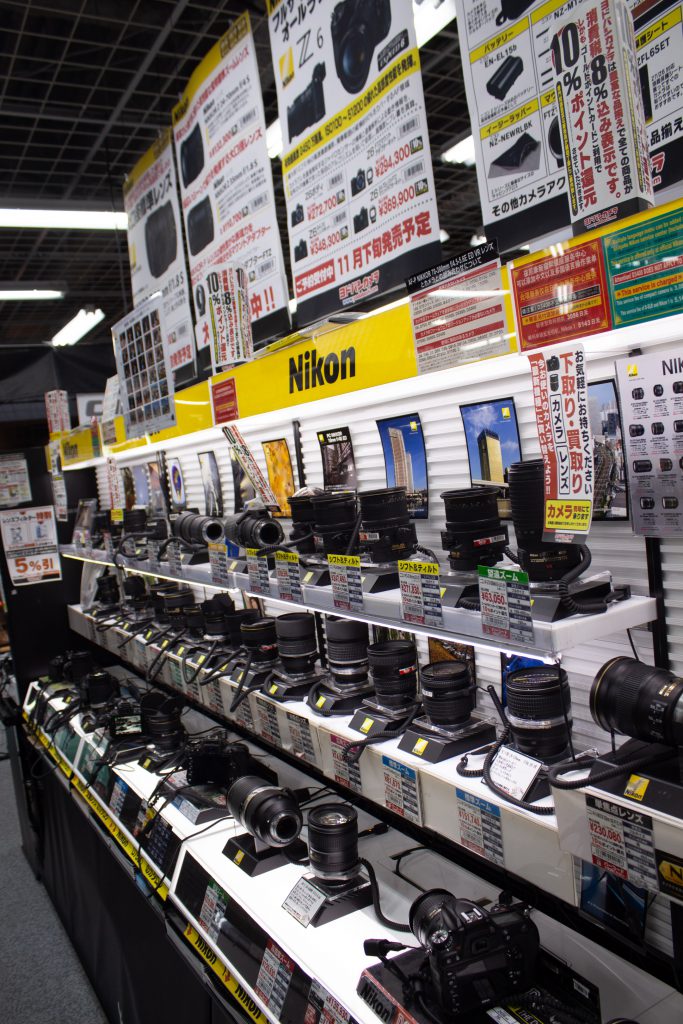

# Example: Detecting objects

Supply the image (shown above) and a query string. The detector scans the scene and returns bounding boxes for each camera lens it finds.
[358,487,417,563]
[307,803,361,882]
[123,576,147,600]
[508,460,583,582]
[326,616,369,689]
[331,0,392,94]
[227,775,303,847]
[224,608,259,646]
[65,651,94,683]
[185,606,205,636]
[161,588,195,614]
[420,662,475,728]
[140,691,184,751]
[312,491,359,556]
[173,511,224,545]
[440,486,508,571]
[48,655,66,683]
[201,595,236,637]
[82,670,118,710]
[94,573,120,606]
[368,640,418,711]
[222,510,284,550]
[505,667,572,763]
[275,613,318,675]
[409,889,459,949]
[241,618,278,663]
[590,657,683,746]
[289,489,323,555]
[123,508,147,533]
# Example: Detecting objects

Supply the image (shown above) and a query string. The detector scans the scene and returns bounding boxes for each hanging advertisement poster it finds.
[0,506,61,586]
[172,12,290,350]
[528,344,593,541]
[407,242,514,373]
[45,389,71,435]
[0,453,31,508]
[267,0,440,325]
[48,442,68,522]
[616,346,683,537]
[123,129,197,386]
[111,294,176,440]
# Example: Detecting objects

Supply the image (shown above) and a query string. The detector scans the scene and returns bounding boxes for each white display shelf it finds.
[60,546,657,659]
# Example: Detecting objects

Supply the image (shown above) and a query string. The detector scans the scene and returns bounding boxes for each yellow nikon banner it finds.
[60,424,101,466]
[182,923,267,1023]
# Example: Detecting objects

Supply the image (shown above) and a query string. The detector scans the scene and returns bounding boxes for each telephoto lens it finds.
[440,487,508,570]
[508,460,583,581]
[140,691,185,752]
[420,662,476,729]
[369,641,418,711]
[172,510,224,546]
[312,491,359,556]
[326,617,369,690]
[505,666,572,763]
[590,657,683,747]
[94,573,120,607]
[307,804,361,882]
[81,670,119,710]
[221,507,284,550]
[123,508,147,533]
[227,775,303,847]
[275,613,319,676]
[201,594,236,637]
[241,618,278,663]
[358,488,418,563]
[288,488,324,555]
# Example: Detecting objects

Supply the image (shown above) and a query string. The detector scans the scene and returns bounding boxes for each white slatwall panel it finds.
[661,538,683,675]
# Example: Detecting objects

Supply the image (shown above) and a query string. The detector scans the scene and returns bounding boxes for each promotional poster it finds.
[376,412,429,518]
[167,457,187,511]
[262,438,295,517]
[318,426,358,490]
[198,451,224,517]
[0,506,61,586]
[111,295,176,440]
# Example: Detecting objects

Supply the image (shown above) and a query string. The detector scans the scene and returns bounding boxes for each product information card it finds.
[0,505,61,586]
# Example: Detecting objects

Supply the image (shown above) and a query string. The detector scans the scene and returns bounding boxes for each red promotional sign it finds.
[211,377,239,425]
[512,240,611,351]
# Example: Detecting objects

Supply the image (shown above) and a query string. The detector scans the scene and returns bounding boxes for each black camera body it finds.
[410,892,539,1018]
[353,207,369,234]
[331,0,391,94]
[291,203,304,227]
[185,737,272,787]
[287,63,327,140]
[294,238,308,262]
[351,169,366,196]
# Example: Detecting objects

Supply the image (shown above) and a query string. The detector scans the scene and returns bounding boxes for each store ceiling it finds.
[0,0,481,354]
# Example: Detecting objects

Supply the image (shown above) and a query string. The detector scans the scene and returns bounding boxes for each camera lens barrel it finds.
[505,666,572,763]
[241,618,278,663]
[275,613,318,675]
[307,803,361,882]
[201,595,236,637]
[140,691,184,751]
[222,511,284,550]
[312,491,359,556]
[508,461,583,581]
[289,491,322,555]
[123,508,147,533]
[326,616,369,689]
[440,487,508,571]
[409,889,459,949]
[173,511,224,546]
[359,488,418,563]
[227,775,303,847]
[368,640,418,711]
[224,608,259,646]
[82,670,118,709]
[95,573,120,606]
[590,657,683,747]
[420,662,475,728]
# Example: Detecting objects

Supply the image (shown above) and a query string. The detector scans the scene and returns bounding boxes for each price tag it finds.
[255,940,294,1017]
[254,696,282,746]
[209,541,230,587]
[246,548,271,596]
[199,881,229,942]
[398,560,442,626]
[328,553,363,612]
[275,550,302,602]
[282,877,327,926]
[489,746,542,801]
[329,734,362,793]
[102,530,115,562]
[585,795,658,890]
[227,684,255,731]
[478,566,534,646]
[456,789,504,866]
[285,712,319,766]
[147,539,160,572]
[306,980,351,1024]
[167,540,183,576]
[381,755,423,824]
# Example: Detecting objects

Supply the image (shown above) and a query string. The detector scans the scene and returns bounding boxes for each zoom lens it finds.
[161,588,195,614]
[440,487,508,571]
[275,613,318,675]
[359,487,418,563]
[289,489,323,555]
[82,670,118,710]
[173,511,224,546]
[222,509,284,550]
[590,657,683,746]
[369,640,418,711]
[326,616,369,689]
[94,573,120,607]
[140,691,184,751]
[312,491,359,556]
[307,804,361,882]
[227,775,302,847]
[409,889,459,949]
[420,662,475,728]
[123,508,147,533]
[506,667,572,763]
[241,618,278,664]
[508,461,583,581]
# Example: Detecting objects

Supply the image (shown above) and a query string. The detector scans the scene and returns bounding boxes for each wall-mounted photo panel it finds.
[231,449,256,514]
[122,467,135,511]
[198,451,223,517]
[131,465,150,509]
[460,398,521,518]
[262,439,295,518]
[147,459,167,516]
[318,426,358,490]
[588,378,628,521]
[376,413,429,519]
[167,457,187,512]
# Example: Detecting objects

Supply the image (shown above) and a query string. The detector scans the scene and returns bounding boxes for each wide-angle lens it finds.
[241,618,278,663]
[508,460,583,581]
[409,889,459,949]
[590,657,683,746]
[505,666,572,763]
[440,486,508,571]
[368,640,418,711]
[358,487,417,562]
[420,662,475,728]
[275,612,318,675]
[227,775,302,847]
[307,803,361,882]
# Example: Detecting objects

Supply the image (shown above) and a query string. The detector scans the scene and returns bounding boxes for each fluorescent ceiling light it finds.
[441,135,476,166]
[0,209,127,230]
[52,308,105,347]
[0,288,65,300]
[413,0,457,47]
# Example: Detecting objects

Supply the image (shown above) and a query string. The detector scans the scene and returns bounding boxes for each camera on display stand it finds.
[344,640,421,761]
[263,612,324,703]
[223,775,307,875]
[307,616,374,716]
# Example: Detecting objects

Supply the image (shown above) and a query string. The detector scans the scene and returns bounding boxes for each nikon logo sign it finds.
[289,346,355,394]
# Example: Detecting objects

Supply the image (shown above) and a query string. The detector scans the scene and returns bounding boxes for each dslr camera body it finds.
[331,0,391,94]
[294,238,308,262]
[350,169,366,196]
[186,736,269,787]
[353,207,369,234]
[291,203,304,227]
[287,63,327,140]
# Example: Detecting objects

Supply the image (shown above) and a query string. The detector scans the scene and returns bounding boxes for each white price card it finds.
[382,756,423,825]
[208,541,230,587]
[328,554,363,612]
[398,559,443,627]
[478,565,534,646]
[282,877,327,927]
[585,794,658,890]
[254,696,282,747]
[285,712,319,767]
[255,940,294,1017]
[0,506,61,586]
[306,980,351,1024]
[456,789,505,866]
[199,881,228,942]
[489,746,543,802]
[329,734,363,793]
[167,540,183,576]
[147,539,160,572]
[246,548,271,596]
[275,550,302,602]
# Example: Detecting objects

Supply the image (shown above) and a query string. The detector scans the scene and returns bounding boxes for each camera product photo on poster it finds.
[231,449,256,514]
[267,0,440,324]
[131,465,150,510]
[376,413,429,518]
[112,294,176,440]
[262,439,295,518]
[460,398,521,518]
[146,459,167,516]
[318,426,358,490]
[167,457,187,511]
[588,379,628,521]
[198,451,224,517]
